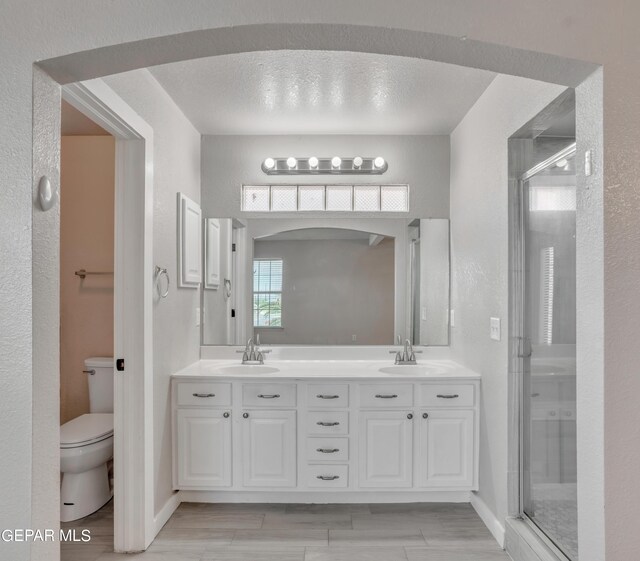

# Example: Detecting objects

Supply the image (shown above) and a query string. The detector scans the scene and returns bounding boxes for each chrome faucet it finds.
[389,337,421,365]
[237,335,271,365]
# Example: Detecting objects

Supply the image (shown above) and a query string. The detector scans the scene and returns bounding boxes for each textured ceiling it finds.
[149,51,496,135]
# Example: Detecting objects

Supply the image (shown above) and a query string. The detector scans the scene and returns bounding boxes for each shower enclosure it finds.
[516,143,578,560]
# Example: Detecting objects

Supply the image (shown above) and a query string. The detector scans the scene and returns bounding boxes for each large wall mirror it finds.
[201,217,449,346]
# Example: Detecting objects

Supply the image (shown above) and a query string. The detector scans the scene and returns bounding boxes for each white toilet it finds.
[60,357,114,522]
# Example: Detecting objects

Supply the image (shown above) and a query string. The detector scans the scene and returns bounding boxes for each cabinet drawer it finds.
[359,384,413,407]
[242,383,296,407]
[307,384,349,408]
[307,464,348,488]
[306,437,349,462]
[176,382,231,406]
[420,384,475,407]
[306,411,349,435]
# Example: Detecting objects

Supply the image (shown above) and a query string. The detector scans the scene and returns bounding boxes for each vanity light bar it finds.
[261,157,388,175]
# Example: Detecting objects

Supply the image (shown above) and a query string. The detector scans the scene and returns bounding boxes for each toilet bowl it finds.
[60,357,114,522]
[60,413,114,522]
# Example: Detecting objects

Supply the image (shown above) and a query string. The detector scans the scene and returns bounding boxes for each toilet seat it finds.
[61,413,114,449]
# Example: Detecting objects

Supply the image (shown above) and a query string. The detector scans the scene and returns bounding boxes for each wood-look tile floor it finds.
[61,501,512,561]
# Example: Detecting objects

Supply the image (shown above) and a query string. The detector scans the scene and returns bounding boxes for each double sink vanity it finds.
[171,348,480,502]
[173,217,480,502]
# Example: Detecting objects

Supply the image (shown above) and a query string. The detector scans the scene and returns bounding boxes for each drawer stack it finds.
[305,383,349,488]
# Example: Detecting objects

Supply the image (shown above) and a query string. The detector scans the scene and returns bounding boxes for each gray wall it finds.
[201,134,450,219]
[103,70,201,516]
[254,237,394,345]
[449,75,566,536]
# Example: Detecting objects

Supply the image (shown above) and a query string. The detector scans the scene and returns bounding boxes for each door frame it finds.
[62,79,155,552]
[511,142,577,561]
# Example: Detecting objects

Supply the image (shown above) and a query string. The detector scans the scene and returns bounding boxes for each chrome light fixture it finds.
[261,156,388,175]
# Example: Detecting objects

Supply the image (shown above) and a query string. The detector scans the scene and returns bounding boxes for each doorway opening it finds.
[59,101,116,537]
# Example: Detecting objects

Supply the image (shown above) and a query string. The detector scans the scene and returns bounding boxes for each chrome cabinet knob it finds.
[243,412,249,419]
[407,413,413,419]
[223,412,230,418]
[423,412,429,419]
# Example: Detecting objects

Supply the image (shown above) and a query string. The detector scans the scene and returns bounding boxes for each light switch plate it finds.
[490,317,501,341]
[196,308,201,327]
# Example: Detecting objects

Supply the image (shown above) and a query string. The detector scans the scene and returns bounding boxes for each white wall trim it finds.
[153,492,181,536]
[471,491,505,548]
[63,80,155,553]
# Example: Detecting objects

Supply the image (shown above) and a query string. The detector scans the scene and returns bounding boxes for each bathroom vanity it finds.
[171,359,480,502]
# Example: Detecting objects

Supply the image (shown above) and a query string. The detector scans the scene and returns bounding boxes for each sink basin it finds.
[216,365,280,375]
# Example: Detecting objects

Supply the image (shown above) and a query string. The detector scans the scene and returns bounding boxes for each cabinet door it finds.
[242,410,297,487]
[358,411,413,488]
[176,408,231,488]
[418,409,474,488]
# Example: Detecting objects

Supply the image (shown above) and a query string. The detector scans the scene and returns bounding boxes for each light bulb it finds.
[556,158,568,168]
[308,156,319,169]
[374,156,386,169]
[287,157,297,169]
[263,157,275,170]
[353,156,363,169]
[331,156,342,168]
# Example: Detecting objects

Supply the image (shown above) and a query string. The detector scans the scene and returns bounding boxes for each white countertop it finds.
[171,359,481,381]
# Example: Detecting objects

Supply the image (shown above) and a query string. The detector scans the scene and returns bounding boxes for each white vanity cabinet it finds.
[172,374,479,499]
[359,410,414,488]
[417,409,474,488]
[242,409,297,487]
[175,408,232,488]
[416,383,477,488]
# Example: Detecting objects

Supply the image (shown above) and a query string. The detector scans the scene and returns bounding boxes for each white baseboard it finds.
[179,490,472,504]
[153,492,181,536]
[470,491,505,548]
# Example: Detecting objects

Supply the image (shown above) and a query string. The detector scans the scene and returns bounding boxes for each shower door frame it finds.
[511,142,577,561]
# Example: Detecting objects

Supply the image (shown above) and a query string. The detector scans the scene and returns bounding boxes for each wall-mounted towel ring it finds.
[155,266,170,299]
[223,278,232,300]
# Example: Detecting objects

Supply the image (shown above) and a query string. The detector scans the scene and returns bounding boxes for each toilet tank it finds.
[85,357,114,413]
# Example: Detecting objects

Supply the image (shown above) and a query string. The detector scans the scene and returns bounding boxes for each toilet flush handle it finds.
[83,369,96,375]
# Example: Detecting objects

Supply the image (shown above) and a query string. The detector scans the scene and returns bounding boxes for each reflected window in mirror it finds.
[253,258,283,327]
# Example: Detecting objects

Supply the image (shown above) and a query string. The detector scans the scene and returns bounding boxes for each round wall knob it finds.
[407,413,413,419]
[243,412,249,419]
[223,412,230,418]
[423,413,429,419]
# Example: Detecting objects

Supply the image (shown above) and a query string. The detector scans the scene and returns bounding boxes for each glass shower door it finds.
[520,145,578,560]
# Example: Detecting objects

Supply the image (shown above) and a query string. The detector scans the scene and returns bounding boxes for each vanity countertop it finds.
[171,359,481,381]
